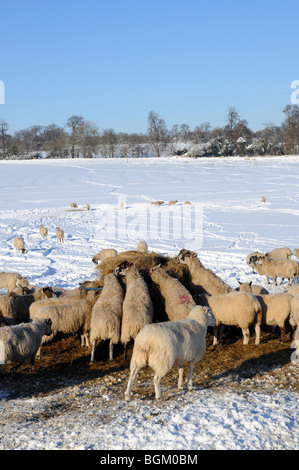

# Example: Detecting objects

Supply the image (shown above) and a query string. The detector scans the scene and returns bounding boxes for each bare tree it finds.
[0,119,8,159]
[147,111,168,157]
[66,115,84,157]
[281,105,299,154]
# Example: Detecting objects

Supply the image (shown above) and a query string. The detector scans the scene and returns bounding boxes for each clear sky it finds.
[0,0,298,134]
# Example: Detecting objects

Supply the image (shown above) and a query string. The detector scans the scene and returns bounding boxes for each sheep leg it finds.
[280,325,286,343]
[109,339,113,362]
[123,343,127,361]
[178,366,184,389]
[187,363,194,391]
[242,328,250,345]
[90,340,97,363]
[218,324,225,343]
[125,366,141,401]
[213,326,219,345]
[153,374,162,400]
[254,323,261,345]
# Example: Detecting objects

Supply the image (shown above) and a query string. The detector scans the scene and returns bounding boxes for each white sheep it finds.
[90,273,124,363]
[0,318,52,372]
[13,237,27,254]
[236,281,269,295]
[168,200,178,205]
[0,272,29,292]
[124,305,215,401]
[196,291,263,345]
[150,200,164,206]
[92,248,118,264]
[116,261,154,360]
[56,227,64,242]
[254,255,298,285]
[0,287,55,326]
[39,225,48,239]
[70,202,78,208]
[149,264,196,321]
[290,294,299,360]
[177,249,232,295]
[265,247,292,259]
[86,204,90,210]
[32,291,96,356]
[256,293,293,343]
[136,240,149,253]
[287,284,299,296]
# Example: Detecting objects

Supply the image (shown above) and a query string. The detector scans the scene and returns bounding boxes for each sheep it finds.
[196,291,263,345]
[116,261,154,360]
[0,318,52,372]
[290,294,299,359]
[292,248,299,259]
[13,237,27,253]
[124,305,215,401]
[86,204,90,210]
[255,293,293,343]
[0,287,55,325]
[236,281,269,295]
[287,284,299,296]
[39,225,48,239]
[32,291,96,355]
[89,273,124,363]
[70,202,78,208]
[261,196,266,202]
[56,227,64,242]
[136,240,148,253]
[168,200,178,205]
[246,252,265,273]
[149,264,196,321]
[265,247,292,259]
[0,272,29,292]
[254,255,298,285]
[176,249,232,295]
[92,248,118,264]
[183,201,192,205]
[150,200,164,206]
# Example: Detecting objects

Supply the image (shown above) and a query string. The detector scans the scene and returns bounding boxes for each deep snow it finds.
[0,155,298,451]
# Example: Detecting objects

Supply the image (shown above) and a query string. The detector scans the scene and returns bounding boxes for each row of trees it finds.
[1,105,299,159]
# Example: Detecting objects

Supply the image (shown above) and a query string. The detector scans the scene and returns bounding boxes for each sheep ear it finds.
[202,306,208,313]
[191,251,197,258]
[238,281,242,285]
[249,281,252,286]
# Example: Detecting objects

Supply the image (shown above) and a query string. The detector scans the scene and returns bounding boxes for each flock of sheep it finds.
[1,237,299,401]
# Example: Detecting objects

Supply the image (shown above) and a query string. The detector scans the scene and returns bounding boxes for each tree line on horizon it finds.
[0,105,299,159]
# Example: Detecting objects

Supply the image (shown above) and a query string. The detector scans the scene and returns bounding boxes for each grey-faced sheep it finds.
[246,252,265,273]
[196,291,263,345]
[177,249,232,296]
[255,293,293,343]
[254,255,298,285]
[39,225,48,239]
[136,240,148,253]
[92,248,118,264]
[149,264,196,321]
[125,305,215,401]
[265,247,292,259]
[90,273,124,363]
[236,281,269,295]
[0,318,52,372]
[116,261,154,360]
[0,287,55,326]
[13,237,27,253]
[0,272,29,292]
[32,290,96,356]
[56,227,64,242]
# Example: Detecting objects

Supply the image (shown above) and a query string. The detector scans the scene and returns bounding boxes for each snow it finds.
[0,155,298,451]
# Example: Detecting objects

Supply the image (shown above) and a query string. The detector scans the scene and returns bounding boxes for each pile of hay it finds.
[96,250,193,322]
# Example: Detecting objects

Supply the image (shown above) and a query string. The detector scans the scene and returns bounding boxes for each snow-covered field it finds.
[0,155,298,451]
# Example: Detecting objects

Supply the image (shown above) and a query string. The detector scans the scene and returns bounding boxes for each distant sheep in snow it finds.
[265,247,292,259]
[0,272,29,292]
[70,203,78,208]
[150,200,164,206]
[0,318,52,372]
[136,240,148,253]
[254,255,298,285]
[125,305,215,401]
[39,225,48,239]
[56,227,64,242]
[90,273,124,362]
[13,237,27,253]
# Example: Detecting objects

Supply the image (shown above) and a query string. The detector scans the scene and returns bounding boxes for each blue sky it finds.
[0,0,298,134]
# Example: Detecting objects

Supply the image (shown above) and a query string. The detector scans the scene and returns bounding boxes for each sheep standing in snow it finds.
[256,293,293,343]
[92,248,118,264]
[86,204,90,210]
[0,318,52,372]
[39,225,48,239]
[236,281,269,295]
[0,272,29,292]
[136,240,148,253]
[149,264,196,321]
[90,273,124,362]
[125,305,215,401]
[70,203,78,208]
[254,255,298,285]
[116,261,153,360]
[32,290,96,356]
[265,247,292,259]
[177,249,232,295]
[56,227,64,242]
[246,252,265,273]
[196,291,263,345]
[13,237,27,253]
